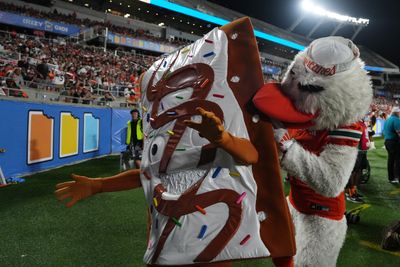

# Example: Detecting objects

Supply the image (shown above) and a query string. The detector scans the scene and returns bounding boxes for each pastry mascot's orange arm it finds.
[55,169,142,208]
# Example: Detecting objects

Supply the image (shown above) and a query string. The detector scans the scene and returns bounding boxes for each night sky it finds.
[209,0,400,67]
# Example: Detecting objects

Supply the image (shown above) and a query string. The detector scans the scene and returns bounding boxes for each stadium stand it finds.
[0,30,155,106]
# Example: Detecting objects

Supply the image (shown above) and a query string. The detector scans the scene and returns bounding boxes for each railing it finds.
[0,86,140,108]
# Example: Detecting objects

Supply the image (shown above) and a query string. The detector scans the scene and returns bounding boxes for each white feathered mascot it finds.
[253,36,373,266]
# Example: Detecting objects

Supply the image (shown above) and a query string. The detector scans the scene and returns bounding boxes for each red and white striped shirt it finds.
[288,122,363,220]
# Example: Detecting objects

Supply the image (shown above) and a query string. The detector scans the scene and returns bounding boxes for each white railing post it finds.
[104,27,108,52]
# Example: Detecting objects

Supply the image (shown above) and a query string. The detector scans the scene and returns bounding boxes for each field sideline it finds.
[0,138,399,266]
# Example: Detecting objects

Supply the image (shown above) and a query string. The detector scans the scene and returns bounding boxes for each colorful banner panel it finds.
[83,113,99,153]
[59,112,79,158]
[107,32,176,53]
[0,11,81,36]
[262,65,281,75]
[111,109,131,153]
[0,100,130,179]
[27,111,54,164]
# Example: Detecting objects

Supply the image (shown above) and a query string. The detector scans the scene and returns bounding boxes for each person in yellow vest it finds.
[125,109,143,169]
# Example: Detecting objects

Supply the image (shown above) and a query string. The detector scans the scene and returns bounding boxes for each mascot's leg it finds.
[288,201,347,267]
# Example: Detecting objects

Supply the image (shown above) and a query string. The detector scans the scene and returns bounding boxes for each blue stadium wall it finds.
[0,99,131,179]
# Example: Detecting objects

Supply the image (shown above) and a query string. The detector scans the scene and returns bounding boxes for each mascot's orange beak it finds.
[253,83,317,128]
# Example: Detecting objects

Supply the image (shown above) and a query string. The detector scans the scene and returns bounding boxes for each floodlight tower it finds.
[288,1,369,41]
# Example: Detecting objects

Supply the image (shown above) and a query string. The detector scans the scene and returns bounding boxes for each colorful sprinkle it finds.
[188,55,193,58]
[229,171,241,177]
[164,71,172,78]
[150,205,153,213]
[198,225,208,239]
[212,166,222,178]
[167,130,175,136]
[146,113,150,122]
[181,47,190,54]
[200,79,209,88]
[148,134,154,138]
[172,217,182,227]
[156,219,159,229]
[153,197,158,207]
[163,61,167,67]
[203,52,215,58]
[151,89,157,93]
[175,96,183,99]
[161,102,164,110]
[150,117,155,122]
[236,192,247,204]
[167,111,177,116]
[213,94,225,98]
[176,148,186,151]
[205,39,213,43]
[195,205,206,215]
[142,106,147,112]
[240,234,251,245]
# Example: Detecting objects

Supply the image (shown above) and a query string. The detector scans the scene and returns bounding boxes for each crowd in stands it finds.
[383,83,400,98]
[0,2,189,47]
[369,97,398,120]
[0,31,157,105]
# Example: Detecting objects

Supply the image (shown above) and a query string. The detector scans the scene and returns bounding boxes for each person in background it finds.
[125,109,143,169]
[102,91,115,103]
[81,87,95,105]
[383,107,400,184]
[346,120,370,203]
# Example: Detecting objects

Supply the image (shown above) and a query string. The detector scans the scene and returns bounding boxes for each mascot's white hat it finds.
[304,36,360,76]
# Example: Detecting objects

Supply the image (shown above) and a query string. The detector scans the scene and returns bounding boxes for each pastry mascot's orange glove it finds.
[184,107,258,165]
[55,169,142,207]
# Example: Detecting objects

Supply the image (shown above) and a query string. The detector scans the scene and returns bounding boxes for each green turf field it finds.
[0,138,399,266]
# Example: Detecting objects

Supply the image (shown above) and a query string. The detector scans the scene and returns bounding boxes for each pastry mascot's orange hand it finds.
[55,174,102,207]
[55,170,142,207]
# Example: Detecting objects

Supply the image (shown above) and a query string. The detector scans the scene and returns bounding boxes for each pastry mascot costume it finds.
[253,36,373,266]
[55,18,296,267]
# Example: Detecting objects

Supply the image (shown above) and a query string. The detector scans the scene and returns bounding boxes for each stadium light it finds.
[301,1,369,25]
